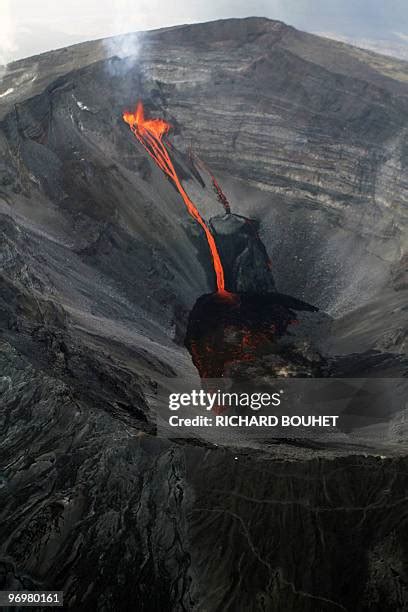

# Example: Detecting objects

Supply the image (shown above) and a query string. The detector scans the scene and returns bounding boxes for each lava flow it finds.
[123,101,225,291]
[189,150,231,214]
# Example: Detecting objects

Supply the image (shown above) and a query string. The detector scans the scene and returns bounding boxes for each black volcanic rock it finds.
[184,290,319,378]
[210,213,276,293]
[0,16,407,612]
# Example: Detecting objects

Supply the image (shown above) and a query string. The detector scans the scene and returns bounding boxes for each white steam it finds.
[103,31,140,60]
[0,0,17,81]
[101,0,140,68]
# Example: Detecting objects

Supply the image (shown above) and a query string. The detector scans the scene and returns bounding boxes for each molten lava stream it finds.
[123,101,225,292]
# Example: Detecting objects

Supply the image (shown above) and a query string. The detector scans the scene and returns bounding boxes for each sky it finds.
[1,0,408,65]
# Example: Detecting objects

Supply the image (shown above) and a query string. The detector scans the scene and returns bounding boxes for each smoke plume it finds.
[101,0,140,74]
[0,0,17,82]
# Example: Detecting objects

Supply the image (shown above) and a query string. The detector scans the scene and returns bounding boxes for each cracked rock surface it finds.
[0,17,407,611]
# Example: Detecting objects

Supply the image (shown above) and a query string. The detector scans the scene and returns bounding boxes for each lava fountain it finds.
[123,101,225,291]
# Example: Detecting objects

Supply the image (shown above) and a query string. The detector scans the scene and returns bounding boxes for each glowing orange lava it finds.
[123,101,225,291]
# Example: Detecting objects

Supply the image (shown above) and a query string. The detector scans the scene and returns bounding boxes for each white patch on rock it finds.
[0,87,14,98]
[76,99,91,111]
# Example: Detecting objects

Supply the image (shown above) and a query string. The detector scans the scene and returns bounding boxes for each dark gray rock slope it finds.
[0,17,407,611]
